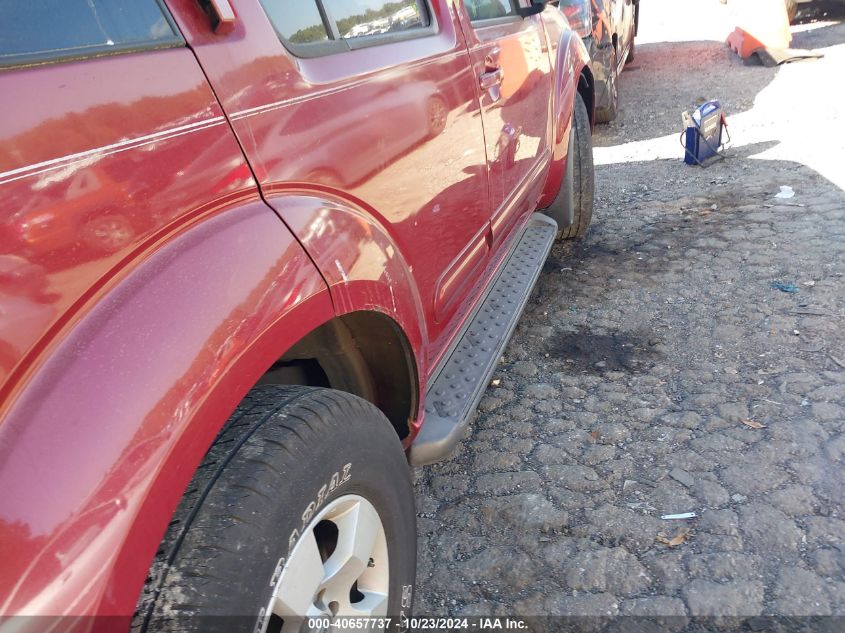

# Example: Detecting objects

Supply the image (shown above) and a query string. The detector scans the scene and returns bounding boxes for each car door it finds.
[458,0,553,248]
[168,0,494,366]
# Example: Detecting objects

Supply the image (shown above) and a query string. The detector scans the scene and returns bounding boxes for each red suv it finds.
[0,0,594,628]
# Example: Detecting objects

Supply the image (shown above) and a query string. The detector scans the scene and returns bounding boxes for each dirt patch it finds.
[549,330,662,373]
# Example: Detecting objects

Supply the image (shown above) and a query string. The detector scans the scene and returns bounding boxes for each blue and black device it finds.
[682,100,728,166]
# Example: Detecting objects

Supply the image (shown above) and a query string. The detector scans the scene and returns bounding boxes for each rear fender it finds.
[271,193,428,399]
[0,202,335,618]
[538,27,591,209]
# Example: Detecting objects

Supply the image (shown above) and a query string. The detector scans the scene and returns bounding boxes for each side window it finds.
[259,0,434,56]
[0,0,183,69]
[324,0,429,39]
[261,0,330,44]
[464,0,516,22]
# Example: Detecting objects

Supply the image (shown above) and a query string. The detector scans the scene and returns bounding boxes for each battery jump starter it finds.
[681,100,730,167]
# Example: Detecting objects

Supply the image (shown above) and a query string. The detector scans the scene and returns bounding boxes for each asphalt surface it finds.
[414,0,845,627]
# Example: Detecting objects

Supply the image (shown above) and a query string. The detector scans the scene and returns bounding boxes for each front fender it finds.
[0,202,335,618]
[538,22,591,209]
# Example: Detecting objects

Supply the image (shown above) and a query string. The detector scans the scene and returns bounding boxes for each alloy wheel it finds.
[264,494,390,633]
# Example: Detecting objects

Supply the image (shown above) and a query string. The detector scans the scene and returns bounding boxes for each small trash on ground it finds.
[490,378,501,386]
[661,512,697,520]
[628,501,658,512]
[740,418,766,429]
[775,185,795,199]
[656,528,691,548]
[803,280,816,287]
[770,281,799,293]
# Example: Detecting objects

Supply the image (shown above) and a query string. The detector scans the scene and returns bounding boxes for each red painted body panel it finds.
[168,0,495,372]
[0,0,590,623]
[0,48,256,409]
[0,32,333,620]
[0,203,334,617]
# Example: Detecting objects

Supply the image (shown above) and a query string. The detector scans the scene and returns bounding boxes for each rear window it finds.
[0,0,183,69]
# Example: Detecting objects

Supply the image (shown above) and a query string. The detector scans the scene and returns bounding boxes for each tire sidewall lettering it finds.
[287,462,353,557]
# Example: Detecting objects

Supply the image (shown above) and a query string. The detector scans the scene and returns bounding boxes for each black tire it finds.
[135,385,416,633]
[595,47,619,123]
[558,93,595,240]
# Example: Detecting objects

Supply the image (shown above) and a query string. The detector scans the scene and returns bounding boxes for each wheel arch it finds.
[0,200,423,620]
[265,310,420,441]
[578,64,596,129]
[538,28,593,209]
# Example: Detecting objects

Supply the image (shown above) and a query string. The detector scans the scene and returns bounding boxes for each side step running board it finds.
[409,213,557,466]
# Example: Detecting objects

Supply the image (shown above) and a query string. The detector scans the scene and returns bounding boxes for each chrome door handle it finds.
[479,68,504,91]
[201,0,236,33]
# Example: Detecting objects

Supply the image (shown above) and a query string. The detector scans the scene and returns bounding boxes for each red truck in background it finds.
[0,1,594,630]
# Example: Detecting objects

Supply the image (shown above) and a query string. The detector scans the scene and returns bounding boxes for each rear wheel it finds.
[559,95,595,239]
[135,385,416,633]
[557,93,595,241]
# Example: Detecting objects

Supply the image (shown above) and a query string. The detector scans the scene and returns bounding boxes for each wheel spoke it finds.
[272,530,326,618]
[321,500,380,597]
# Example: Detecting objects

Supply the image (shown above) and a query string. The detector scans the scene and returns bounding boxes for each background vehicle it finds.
[559,0,638,122]
[0,0,594,629]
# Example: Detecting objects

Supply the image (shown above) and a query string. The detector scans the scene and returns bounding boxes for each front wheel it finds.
[558,93,595,241]
[135,385,417,633]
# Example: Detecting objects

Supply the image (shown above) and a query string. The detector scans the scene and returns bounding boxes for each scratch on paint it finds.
[388,285,398,314]
[334,259,349,283]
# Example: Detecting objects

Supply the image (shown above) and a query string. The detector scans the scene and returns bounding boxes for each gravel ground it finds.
[414,0,845,626]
